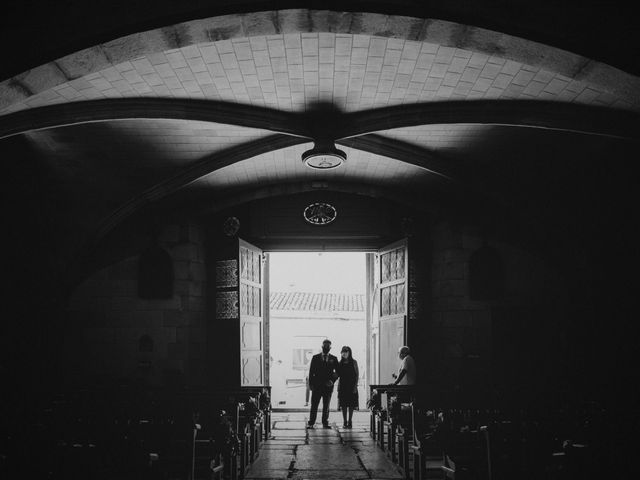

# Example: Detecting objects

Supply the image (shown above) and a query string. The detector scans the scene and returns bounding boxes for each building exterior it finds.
[269,291,366,408]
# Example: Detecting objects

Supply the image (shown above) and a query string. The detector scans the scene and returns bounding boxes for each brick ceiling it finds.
[2,32,636,116]
[1,8,639,257]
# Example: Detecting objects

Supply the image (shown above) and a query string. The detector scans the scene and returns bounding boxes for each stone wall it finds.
[424,219,569,406]
[60,210,572,401]
[66,223,207,388]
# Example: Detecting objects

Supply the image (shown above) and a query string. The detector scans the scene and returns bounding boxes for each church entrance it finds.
[215,233,410,406]
[267,252,368,410]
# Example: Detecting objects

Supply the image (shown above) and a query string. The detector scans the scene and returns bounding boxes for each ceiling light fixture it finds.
[301,140,346,170]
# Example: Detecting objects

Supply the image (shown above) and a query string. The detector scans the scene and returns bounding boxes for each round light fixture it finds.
[302,142,346,170]
[303,202,337,225]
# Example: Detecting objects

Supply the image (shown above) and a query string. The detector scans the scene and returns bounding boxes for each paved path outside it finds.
[245,410,403,480]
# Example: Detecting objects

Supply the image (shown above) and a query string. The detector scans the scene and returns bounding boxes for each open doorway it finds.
[267,252,367,410]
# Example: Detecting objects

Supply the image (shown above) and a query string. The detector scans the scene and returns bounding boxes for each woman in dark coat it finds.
[337,346,359,429]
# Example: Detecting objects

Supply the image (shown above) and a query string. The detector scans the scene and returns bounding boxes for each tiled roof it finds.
[269,292,365,312]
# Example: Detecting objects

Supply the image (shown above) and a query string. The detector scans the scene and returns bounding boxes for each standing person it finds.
[307,339,339,429]
[337,346,359,429]
[304,350,313,406]
[392,346,416,385]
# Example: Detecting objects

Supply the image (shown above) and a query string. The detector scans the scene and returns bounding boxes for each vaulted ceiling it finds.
[2,1,639,289]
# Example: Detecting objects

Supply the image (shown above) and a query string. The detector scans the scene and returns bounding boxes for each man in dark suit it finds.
[307,339,339,428]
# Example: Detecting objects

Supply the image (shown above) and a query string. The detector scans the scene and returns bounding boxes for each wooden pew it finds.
[182,386,271,479]
[0,387,194,480]
[439,416,490,480]
[368,385,415,470]
[2,385,272,480]
[408,404,446,480]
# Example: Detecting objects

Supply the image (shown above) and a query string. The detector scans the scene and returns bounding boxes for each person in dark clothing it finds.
[337,345,359,429]
[307,339,339,428]
[304,350,313,406]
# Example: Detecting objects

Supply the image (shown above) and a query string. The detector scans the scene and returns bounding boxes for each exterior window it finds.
[292,348,314,371]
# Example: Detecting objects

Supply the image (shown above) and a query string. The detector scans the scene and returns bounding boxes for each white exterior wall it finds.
[269,310,366,408]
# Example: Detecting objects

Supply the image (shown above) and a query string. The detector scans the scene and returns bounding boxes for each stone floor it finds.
[245,410,403,480]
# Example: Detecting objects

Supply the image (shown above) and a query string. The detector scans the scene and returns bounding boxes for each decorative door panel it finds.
[239,239,264,386]
[379,316,405,383]
[376,239,408,384]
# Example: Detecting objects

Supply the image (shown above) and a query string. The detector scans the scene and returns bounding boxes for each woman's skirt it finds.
[338,387,359,410]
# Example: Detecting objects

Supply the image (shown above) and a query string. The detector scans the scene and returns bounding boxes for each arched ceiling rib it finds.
[91,134,307,242]
[340,101,640,140]
[337,135,456,180]
[194,144,438,193]
[0,98,305,140]
[10,96,640,250]
[3,98,639,142]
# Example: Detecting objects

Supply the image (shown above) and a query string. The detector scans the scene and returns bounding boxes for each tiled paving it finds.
[245,410,402,480]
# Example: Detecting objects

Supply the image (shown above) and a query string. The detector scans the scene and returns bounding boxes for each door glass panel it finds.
[376,240,408,385]
[239,240,264,386]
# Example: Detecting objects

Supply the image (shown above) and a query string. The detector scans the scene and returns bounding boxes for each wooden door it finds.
[376,239,408,385]
[366,252,379,385]
[239,239,265,386]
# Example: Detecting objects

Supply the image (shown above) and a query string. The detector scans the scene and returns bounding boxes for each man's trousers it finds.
[308,387,333,425]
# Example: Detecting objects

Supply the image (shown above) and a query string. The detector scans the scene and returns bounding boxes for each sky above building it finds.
[269,252,366,294]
